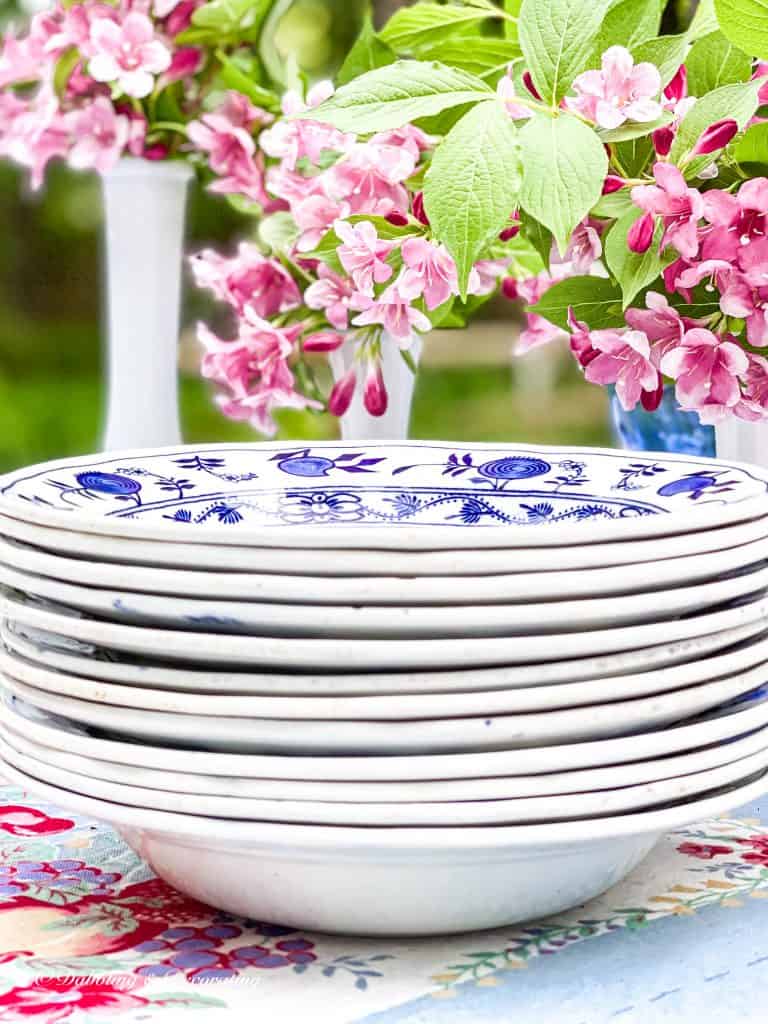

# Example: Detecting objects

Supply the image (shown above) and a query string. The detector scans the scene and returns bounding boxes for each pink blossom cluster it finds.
[0,0,206,186]
[192,82,514,431]
[566,167,768,424]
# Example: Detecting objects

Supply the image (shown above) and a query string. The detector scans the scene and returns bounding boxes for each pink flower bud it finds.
[363,361,388,416]
[501,277,519,300]
[303,330,345,352]
[627,212,654,254]
[664,65,687,104]
[328,367,357,417]
[641,379,664,412]
[143,143,169,161]
[652,125,674,156]
[385,210,409,227]
[498,224,520,241]
[692,118,738,156]
[522,71,541,101]
[412,191,429,226]
[166,0,197,36]
[602,175,625,194]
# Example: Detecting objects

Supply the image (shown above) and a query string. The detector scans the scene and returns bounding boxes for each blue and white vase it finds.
[100,159,193,451]
[610,386,716,457]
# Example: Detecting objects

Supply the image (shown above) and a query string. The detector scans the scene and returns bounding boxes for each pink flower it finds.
[700,177,768,262]
[624,291,685,368]
[260,81,352,170]
[412,190,429,225]
[583,327,659,410]
[165,0,199,35]
[335,220,393,294]
[352,284,431,345]
[631,162,704,259]
[496,71,534,120]
[735,353,768,420]
[3,91,70,189]
[191,243,300,318]
[292,194,349,252]
[198,314,319,436]
[326,140,414,217]
[303,330,344,352]
[0,33,43,88]
[567,45,661,129]
[692,118,738,156]
[65,97,132,174]
[188,94,271,205]
[660,327,749,422]
[558,218,602,273]
[468,259,510,296]
[371,125,433,161]
[511,271,564,354]
[398,237,458,310]
[88,12,171,98]
[304,266,354,329]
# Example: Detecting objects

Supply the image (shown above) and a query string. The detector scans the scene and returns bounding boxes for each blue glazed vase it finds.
[610,386,715,457]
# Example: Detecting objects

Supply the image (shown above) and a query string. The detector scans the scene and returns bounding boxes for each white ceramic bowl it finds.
[3,755,766,935]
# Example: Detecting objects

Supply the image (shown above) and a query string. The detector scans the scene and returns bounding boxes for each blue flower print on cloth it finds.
[2,442,767,531]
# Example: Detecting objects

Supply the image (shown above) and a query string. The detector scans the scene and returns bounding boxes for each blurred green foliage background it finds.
[0,0,696,473]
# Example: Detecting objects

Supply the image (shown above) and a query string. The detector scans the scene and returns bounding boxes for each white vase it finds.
[100,159,193,451]
[715,419,768,467]
[330,333,422,441]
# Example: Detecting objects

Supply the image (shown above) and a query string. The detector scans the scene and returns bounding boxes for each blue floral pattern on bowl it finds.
[2,443,766,531]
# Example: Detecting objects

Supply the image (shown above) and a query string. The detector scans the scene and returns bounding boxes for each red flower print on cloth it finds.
[0,977,148,1022]
[738,835,768,866]
[0,806,73,836]
[676,842,734,860]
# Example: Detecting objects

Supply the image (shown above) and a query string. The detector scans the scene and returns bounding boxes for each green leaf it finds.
[519,113,608,254]
[598,112,673,143]
[732,120,768,165]
[604,209,676,308]
[688,0,719,39]
[613,134,654,176]
[715,0,768,59]
[215,51,280,110]
[596,0,661,52]
[686,30,753,95]
[192,0,271,38]
[591,189,636,218]
[337,15,397,85]
[518,0,612,104]
[518,210,553,264]
[416,37,521,78]
[631,33,691,87]
[424,99,521,296]
[53,48,79,99]
[258,211,298,254]
[503,0,522,41]
[529,275,624,330]
[671,79,763,160]
[302,60,494,134]
[380,3,492,53]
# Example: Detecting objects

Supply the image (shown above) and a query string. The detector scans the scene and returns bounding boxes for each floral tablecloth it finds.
[0,782,767,1023]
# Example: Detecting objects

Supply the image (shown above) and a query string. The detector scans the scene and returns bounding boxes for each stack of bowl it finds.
[1,440,768,935]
